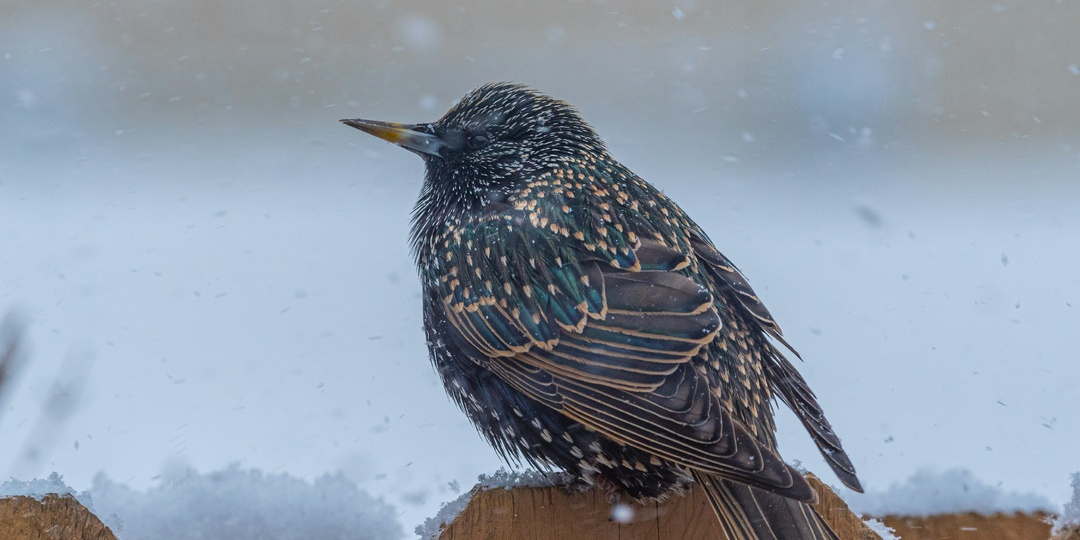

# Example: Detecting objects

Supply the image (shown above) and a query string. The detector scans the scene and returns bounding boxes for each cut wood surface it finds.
[437,473,881,540]
[0,493,116,540]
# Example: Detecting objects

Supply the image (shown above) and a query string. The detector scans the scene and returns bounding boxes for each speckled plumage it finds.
[343,83,862,539]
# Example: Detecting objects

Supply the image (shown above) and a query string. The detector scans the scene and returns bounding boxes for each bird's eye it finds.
[467,134,489,149]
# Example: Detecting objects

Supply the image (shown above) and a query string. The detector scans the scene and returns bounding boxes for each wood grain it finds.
[879,511,1054,540]
[437,474,882,540]
[0,494,116,540]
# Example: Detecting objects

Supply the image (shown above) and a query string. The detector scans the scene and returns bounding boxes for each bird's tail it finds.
[694,471,838,540]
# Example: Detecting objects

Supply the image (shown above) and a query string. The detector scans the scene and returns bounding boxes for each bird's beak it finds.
[340,118,446,157]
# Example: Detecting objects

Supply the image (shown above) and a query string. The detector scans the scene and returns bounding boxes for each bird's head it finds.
[342,82,604,203]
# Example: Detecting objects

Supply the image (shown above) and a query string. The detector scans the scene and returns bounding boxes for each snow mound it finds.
[850,468,1054,517]
[89,464,402,540]
[476,467,570,490]
[1053,472,1080,535]
[415,488,472,540]
[862,518,899,539]
[0,471,92,505]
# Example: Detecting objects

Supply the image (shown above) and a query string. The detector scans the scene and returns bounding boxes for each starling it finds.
[342,83,862,539]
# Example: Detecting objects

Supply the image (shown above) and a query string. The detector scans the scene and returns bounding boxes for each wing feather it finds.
[765,346,864,492]
[430,210,817,500]
[690,235,862,493]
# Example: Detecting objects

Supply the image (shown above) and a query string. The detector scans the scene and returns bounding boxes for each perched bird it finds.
[342,83,862,539]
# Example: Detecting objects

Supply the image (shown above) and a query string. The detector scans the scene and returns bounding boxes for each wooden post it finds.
[0,493,117,540]
[436,473,882,540]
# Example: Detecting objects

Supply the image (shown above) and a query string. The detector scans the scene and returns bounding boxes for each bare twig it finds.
[0,308,30,426]
[12,348,91,473]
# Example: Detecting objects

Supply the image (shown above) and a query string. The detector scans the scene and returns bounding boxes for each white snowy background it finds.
[2,1,1078,538]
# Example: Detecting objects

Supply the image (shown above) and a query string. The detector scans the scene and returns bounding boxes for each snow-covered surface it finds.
[3,468,401,540]
[850,468,1054,517]
[474,467,569,490]
[1054,472,1080,534]
[862,518,899,540]
[2,2,1079,535]
[415,488,471,540]
[0,472,90,505]
[4,469,1068,539]
[93,464,401,540]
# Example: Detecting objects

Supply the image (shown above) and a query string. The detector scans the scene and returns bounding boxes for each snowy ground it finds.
[2,121,1077,536]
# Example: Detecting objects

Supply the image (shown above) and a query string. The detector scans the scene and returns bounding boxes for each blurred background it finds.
[2,0,1078,536]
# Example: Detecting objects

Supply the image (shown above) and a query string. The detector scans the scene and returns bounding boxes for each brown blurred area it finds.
[3,0,1078,146]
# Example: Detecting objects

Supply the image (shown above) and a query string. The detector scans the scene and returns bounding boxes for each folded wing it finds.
[428,213,816,500]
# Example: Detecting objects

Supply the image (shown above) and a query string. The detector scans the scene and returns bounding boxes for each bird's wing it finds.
[690,236,863,493]
[689,237,796,354]
[427,211,814,500]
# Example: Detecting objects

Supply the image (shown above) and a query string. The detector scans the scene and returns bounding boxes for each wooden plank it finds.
[653,484,723,540]
[540,484,618,539]
[879,511,1054,540]
[438,474,882,540]
[0,494,116,540]
[808,473,882,540]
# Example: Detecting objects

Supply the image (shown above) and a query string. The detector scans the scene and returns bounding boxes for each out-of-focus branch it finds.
[13,348,91,473]
[1,307,90,477]
[0,308,30,426]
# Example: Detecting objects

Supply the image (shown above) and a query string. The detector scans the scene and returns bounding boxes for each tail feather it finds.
[694,471,838,540]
